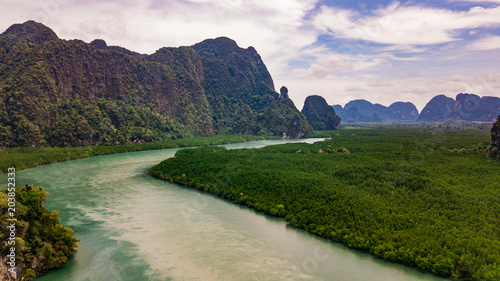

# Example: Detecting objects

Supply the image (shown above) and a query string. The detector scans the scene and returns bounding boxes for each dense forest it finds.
[0,185,78,280]
[0,21,310,148]
[150,127,500,280]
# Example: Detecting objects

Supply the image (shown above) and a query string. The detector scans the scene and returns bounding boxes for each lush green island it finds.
[1,185,78,280]
[150,127,500,280]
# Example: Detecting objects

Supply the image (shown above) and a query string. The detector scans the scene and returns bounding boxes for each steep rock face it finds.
[490,116,500,158]
[387,102,419,121]
[191,38,310,137]
[0,21,309,147]
[334,100,418,122]
[418,94,500,122]
[279,86,289,100]
[302,95,341,130]
[417,95,455,121]
[262,98,311,138]
[0,22,213,146]
[192,37,278,134]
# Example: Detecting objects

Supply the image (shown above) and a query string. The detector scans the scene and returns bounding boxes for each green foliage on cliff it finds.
[302,95,341,130]
[0,21,310,148]
[192,37,311,137]
[259,98,312,138]
[1,185,78,280]
[150,128,499,280]
[0,22,214,147]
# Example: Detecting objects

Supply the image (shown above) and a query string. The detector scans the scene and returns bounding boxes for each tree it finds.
[489,116,500,158]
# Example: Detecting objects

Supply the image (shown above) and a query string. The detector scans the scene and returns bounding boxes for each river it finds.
[3,139,449,281]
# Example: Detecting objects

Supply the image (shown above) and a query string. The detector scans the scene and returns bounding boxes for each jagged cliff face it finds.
[0,21,213,146]
[0,21,309,147]
[192,37,279,134]
[302,95,341,130]
[262,98,312,138]
[418,94,500,122]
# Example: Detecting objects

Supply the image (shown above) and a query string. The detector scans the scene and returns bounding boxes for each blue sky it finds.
[1,0,500,110]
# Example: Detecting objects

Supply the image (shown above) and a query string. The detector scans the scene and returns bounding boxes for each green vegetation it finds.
[0,22,214,147]
[192,37,311,137]
[490,117,500,158]
[0,135,278,174]
[0,21,309,147]
[1,185,78,280]
[150,127,500,280]
[302,95,341,130]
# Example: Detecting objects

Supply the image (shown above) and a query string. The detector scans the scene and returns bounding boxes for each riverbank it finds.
[15,138,446,281]
[0,135,279,174]
[149,127,499,280]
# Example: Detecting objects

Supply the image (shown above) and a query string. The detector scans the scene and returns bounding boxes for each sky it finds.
[1,0,500,111]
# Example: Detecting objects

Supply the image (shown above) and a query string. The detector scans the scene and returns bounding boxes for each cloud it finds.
[344,85,368,92]
[314,3,500,45]
[468,35,500,50]
[368,82,394,87]
[419,71,433,76]
[448,0,500,3]
[0,0,324,87]
[290,49,389,80]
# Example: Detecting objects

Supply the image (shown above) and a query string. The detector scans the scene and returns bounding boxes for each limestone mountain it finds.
[302,95,341,130]
[0,21,310,147]
[333,100,419,123]
[418,93,500,122]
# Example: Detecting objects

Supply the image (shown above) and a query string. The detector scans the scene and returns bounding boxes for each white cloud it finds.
[468,35,500,50]
[419,71,433,76]
[314,3,500,45]
[0,0,324,91]
[282,72,500,111]
[289,49,389,80]
[368,81,394,87]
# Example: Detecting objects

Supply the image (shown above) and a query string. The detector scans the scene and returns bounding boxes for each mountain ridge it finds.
[0,21,310,147]
[333,99,419,123]
[418,93,500,122]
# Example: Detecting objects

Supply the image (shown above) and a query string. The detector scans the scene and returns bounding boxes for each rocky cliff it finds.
[418,94,500,122]
[302,95,341,130]
[0,21,310,147]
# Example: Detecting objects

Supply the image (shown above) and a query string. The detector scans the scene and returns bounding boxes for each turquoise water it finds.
[2,139,449,280]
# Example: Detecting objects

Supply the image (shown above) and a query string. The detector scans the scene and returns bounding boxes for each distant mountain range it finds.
[0,21,310,147]
[333,94,500,123]
[333,100,419,123]
[417,93,500,122]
